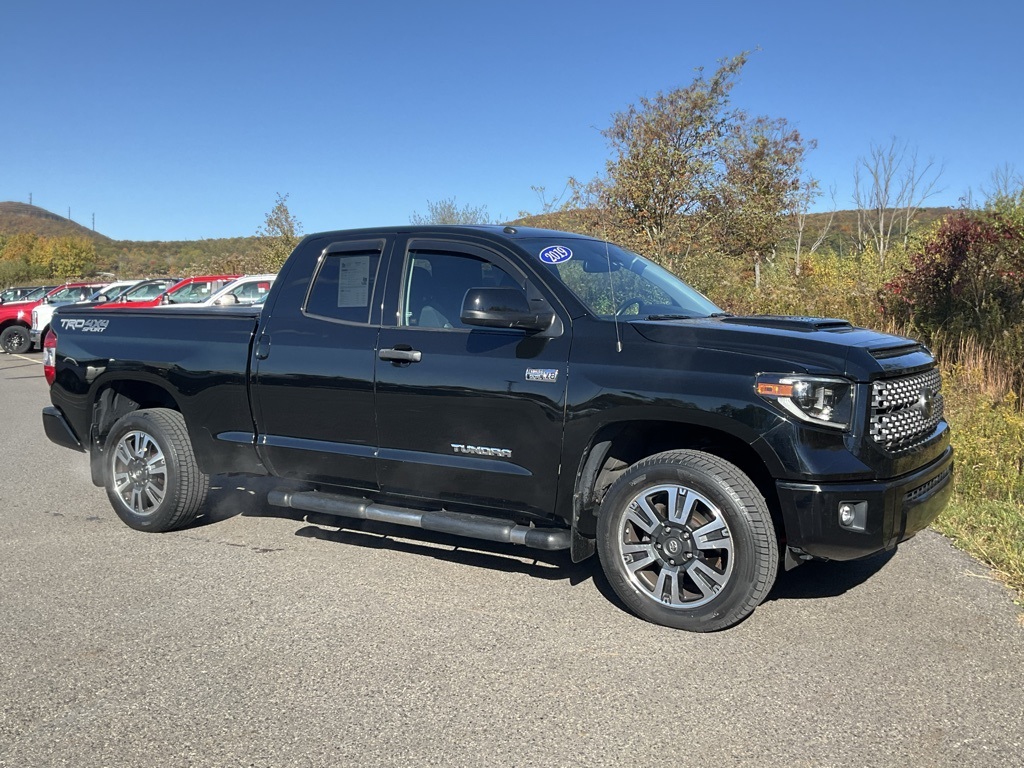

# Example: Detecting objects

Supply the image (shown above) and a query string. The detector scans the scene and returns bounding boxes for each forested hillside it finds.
[0,202,111,242]
[0,203,262,282]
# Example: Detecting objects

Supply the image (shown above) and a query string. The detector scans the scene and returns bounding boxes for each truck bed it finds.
[49,304,264,476]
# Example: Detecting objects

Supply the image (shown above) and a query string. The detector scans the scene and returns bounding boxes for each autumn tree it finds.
[253,193,303,272]
[572,53,749,266]
[708,115,813,287]
[792,182,839,277]
[852,137,943,264]
[0,233,47,283]
[983,164,1024,211]
[0,233,40,267]
[41,237,96,280]
[410,197,494,225]
[881,202,1024,376]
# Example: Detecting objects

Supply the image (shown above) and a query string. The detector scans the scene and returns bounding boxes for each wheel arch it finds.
[571,419,784,549]
[88,377,183,486]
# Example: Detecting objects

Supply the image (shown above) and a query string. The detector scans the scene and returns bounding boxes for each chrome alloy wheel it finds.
[111,430,168,516]
[616,483,734,609]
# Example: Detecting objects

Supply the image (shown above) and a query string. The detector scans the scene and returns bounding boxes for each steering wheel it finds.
[614,297,645,317]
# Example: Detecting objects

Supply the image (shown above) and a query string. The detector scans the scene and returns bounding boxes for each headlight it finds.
[756,374,856,430]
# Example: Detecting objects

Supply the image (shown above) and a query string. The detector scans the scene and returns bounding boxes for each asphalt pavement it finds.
[1,351,1022,767]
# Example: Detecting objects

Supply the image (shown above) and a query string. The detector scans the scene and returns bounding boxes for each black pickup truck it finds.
[42,226,952,631]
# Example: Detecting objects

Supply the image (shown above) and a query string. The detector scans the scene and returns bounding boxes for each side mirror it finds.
[461,287,554,332]
[214,294,240,306]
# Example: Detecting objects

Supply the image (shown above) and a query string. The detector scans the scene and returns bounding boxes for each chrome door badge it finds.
[526,368,559,383]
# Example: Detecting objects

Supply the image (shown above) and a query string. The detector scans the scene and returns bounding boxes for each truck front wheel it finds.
[103,408,210,532]
[1,325,31,354]
[597,450,778,632]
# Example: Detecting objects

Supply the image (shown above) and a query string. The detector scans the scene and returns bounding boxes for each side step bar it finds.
[267,489,571,551]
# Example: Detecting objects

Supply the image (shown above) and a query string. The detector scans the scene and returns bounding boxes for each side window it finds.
[305,246,383,325]
[179,283,208,302]
[233,281,270,301]
[402,249,518,329]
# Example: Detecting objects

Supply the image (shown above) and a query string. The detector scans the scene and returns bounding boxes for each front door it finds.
[252,236,391,490]
[374,237,570,520]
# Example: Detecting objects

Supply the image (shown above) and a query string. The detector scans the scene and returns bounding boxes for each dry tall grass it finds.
[931,334,1024,601]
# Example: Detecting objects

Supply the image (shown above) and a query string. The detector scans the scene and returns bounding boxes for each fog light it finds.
[838,501,868,532]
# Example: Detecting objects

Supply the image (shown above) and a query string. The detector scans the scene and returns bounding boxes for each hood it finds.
[630,315,934,380]
[0,299,42,321]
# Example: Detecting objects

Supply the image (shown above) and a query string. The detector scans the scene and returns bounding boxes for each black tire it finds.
[103,408,210,532]
[1,325,31,354]
[597,449,778,632]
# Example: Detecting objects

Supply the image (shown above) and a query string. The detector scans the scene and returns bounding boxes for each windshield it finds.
[6,287,47,302]
[118,280,176,301]
[89,282,136,302]
[520,238,721,319]
[1,288,25,302]
[47,285,101,303]
[165,279,234,304]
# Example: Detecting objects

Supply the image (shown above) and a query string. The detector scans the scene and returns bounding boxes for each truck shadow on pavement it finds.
[200,475,898,606]
[201,475,592,583]
[765,550,897,602]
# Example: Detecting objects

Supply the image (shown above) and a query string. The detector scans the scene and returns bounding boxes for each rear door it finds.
[251,236,391,490]
[374,236,571,520]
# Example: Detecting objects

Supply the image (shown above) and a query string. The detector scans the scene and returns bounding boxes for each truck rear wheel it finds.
[597,450,778,632]
[103,408,209,532]
[1,325,31,354]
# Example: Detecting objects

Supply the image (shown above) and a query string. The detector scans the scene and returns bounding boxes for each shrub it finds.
[881,208,1024,382]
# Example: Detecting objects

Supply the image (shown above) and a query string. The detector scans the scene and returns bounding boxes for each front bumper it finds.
[30,329,42,345]
[777,446,953,561]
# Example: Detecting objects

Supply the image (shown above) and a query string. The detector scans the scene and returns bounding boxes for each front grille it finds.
[869,368,944,452]
[904,465,953,503]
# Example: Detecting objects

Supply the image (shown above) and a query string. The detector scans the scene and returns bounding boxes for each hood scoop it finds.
[869,342,926,359]
[718,315,853,333]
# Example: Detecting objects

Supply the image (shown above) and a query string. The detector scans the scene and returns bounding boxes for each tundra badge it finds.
[526,368,559,383]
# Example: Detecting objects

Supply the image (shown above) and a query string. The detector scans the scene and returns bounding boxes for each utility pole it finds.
[68,207,71,221]
[92,213,95,231]
[29,192,33,205]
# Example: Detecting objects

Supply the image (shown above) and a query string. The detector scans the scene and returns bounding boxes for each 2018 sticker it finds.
[539,245,573,264]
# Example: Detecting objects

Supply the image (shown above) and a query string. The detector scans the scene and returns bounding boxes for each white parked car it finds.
[159,274,276,308]
[89,280,142,304]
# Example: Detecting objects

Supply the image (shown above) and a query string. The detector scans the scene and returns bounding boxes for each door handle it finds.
[255,334,271,360]
[378,347,422,363]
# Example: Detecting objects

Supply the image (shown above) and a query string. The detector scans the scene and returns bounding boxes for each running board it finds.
[267,489,571,551]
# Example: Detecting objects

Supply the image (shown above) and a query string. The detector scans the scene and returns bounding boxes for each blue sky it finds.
[2,1,1021,241]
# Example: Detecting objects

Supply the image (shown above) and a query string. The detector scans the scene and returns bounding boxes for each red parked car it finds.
[102,275,240,309]
[0,282,109,354]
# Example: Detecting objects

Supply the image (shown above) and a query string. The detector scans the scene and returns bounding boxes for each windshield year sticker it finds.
[539,245,573,264]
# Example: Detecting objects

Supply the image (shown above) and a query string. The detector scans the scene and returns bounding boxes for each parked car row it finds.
[0,281,107,354]
[0,273,276,355]
[0,285,57,305]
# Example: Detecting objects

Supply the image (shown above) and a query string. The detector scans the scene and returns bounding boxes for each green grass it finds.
[933,496,1024,605]
[937,357,1024,608]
